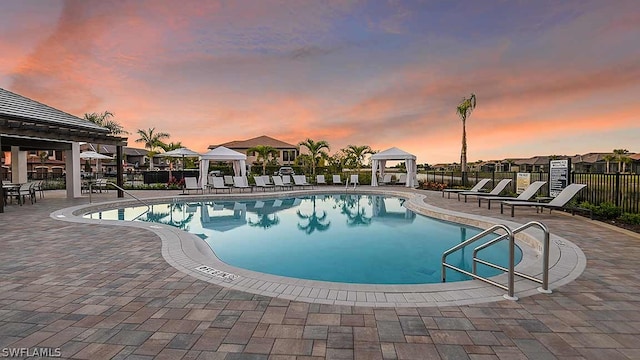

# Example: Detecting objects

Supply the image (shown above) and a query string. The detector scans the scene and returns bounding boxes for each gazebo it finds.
[370,147,418,187]
[199,146,247,189]
[0,88,127,213]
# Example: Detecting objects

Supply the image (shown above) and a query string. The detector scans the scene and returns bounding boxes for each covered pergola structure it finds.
[371,147,418,188]
[0,88,127,213]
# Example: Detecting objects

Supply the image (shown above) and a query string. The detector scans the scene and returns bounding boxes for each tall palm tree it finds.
[298,138,330,177]
[613,149,629,173]
[456,93,477,173]
[84,111,128,175]
[344,145,374,175]
[603,154,616,173]
[158,141,184,170]
[136,128,170,170]
[247,145,279,175]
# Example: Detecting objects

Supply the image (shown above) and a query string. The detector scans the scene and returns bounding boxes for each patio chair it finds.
[500,183,588,217]
[347,174,359,189]
[223,175,234,186]
[332,174,343,185]
[379,174,392,185]
[282,175,292,186]
[442,178,491,199]
[395,173,407,185]
[184,177,203,194]
[208,177,232,194]
[10,182,35,206]
[458,179,512,202]
[254,176,275,191]
[233,176,252,192]
[293,175,313,189]
[316,174,327,185]
[272,175,292,190]
[477,181,547,209]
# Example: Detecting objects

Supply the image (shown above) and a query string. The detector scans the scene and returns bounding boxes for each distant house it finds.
[209,135,299,166]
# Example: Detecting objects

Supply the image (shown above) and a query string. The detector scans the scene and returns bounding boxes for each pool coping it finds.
[51,187,586,307]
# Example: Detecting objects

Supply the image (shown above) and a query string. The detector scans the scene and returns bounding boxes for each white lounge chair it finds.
[233,176,252,192]
[272,175,291,191]
[442,178,491,199]
[332,175,343,185]
[379,174,392,185]
[184,177,203,194]
[223,175,234,186]
[477,181,547,209]
[396,173,407,185]
[316,175,327,185]
[282,175,292,186]
[501,183,588,217]
[209,177,232,194]
[347,174,359,189]
[293,175,313,189]
[254,176,275,191]
[458,179,512,202]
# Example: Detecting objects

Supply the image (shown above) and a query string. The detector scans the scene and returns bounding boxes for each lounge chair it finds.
[254,176,275,191]
[282,175,292,186]
[458,179,512,202]
[396,173,407,185]
[442,178,491,198]
[379,174,392,185]
[272,175,292,190]
[184,177,203,194]
[500,183,587,217]
[316,175,327,185]
[347,174,359,188]
[208,177,232,194]
[223,176,234,186]
[233,176,252,192]
[477,181,547,209]
[293,175,313,189]
[332,175,343,185]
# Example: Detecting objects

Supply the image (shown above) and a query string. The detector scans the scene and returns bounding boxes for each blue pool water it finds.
[85,194,522,284]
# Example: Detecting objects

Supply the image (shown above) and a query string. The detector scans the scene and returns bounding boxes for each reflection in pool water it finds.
[85,194,521,284]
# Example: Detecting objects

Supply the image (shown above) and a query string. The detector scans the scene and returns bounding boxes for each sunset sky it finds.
[1,0,639,164]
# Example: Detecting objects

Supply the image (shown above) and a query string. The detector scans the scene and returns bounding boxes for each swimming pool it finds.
[85,194,522,284]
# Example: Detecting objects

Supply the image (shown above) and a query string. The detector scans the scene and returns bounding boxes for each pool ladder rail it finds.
[441,221,551,301]
[89,181,151,221]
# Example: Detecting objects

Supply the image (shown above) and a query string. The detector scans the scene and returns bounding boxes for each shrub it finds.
[420,181,448,191]
[619,212,640,225]
[579,201,622,220]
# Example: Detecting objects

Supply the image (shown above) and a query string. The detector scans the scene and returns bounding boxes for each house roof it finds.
[209,135,297,150]
[0,87,127,147]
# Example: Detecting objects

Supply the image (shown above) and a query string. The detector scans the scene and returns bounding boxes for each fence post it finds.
[615,172,620,207]
[492,171,495,187]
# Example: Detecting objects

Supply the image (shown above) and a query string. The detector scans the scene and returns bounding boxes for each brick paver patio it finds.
[1,188,639,359]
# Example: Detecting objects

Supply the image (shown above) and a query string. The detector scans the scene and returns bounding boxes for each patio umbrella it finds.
[80,151,113,179]
[160,148,201,192]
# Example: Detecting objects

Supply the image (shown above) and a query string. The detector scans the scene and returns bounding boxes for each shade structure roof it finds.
[79,151,113,160]
[200,146,247,160]
[161,147,200,158]
[371,147,416,160]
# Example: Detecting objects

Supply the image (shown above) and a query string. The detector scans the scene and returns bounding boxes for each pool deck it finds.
[2,187,640,359]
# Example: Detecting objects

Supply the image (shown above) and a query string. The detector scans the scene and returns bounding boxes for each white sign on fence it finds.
[516,173,531,194]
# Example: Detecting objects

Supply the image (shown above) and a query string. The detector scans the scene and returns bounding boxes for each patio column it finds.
[11,146,27,183]
[65,142,82,198]
[116,145,124,198]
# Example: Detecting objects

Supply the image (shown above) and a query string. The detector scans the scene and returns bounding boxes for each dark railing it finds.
[422,171,640,214]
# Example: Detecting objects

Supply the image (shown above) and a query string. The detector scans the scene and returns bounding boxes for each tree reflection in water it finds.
[140,203,194,230]
[297,195,331,234]
[248,214,280,229]
[338,194,372,227]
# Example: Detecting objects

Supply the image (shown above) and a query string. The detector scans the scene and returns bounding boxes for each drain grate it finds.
[195,265,238,282]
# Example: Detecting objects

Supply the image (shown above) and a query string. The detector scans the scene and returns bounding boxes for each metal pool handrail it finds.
[89,181,151,221]
[441,224,518,300]
[472,221,551,294]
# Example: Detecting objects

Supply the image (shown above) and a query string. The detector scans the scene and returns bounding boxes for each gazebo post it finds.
[116,145,124,198]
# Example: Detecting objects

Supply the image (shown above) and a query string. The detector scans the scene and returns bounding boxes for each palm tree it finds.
[84,111,128,175]
[613,149,630,173]
[247,145,279,175]
[248,214,281,229]
[456,93,477,173]
[136,128,170,170]
[344,145,374,175]
[158,141,184,170]
[298,138,330,177]
[603,154,616,173]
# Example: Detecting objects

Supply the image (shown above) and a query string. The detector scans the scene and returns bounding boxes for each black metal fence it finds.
[422,171,640,214]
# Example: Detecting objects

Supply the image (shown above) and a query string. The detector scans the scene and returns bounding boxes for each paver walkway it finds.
[1,188,639,359]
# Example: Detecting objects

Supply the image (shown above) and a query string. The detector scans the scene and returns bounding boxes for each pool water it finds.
[85,194,522,284]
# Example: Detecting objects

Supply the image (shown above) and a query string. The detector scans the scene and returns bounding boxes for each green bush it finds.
[579,201,622,220]
[620,213,640,225]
